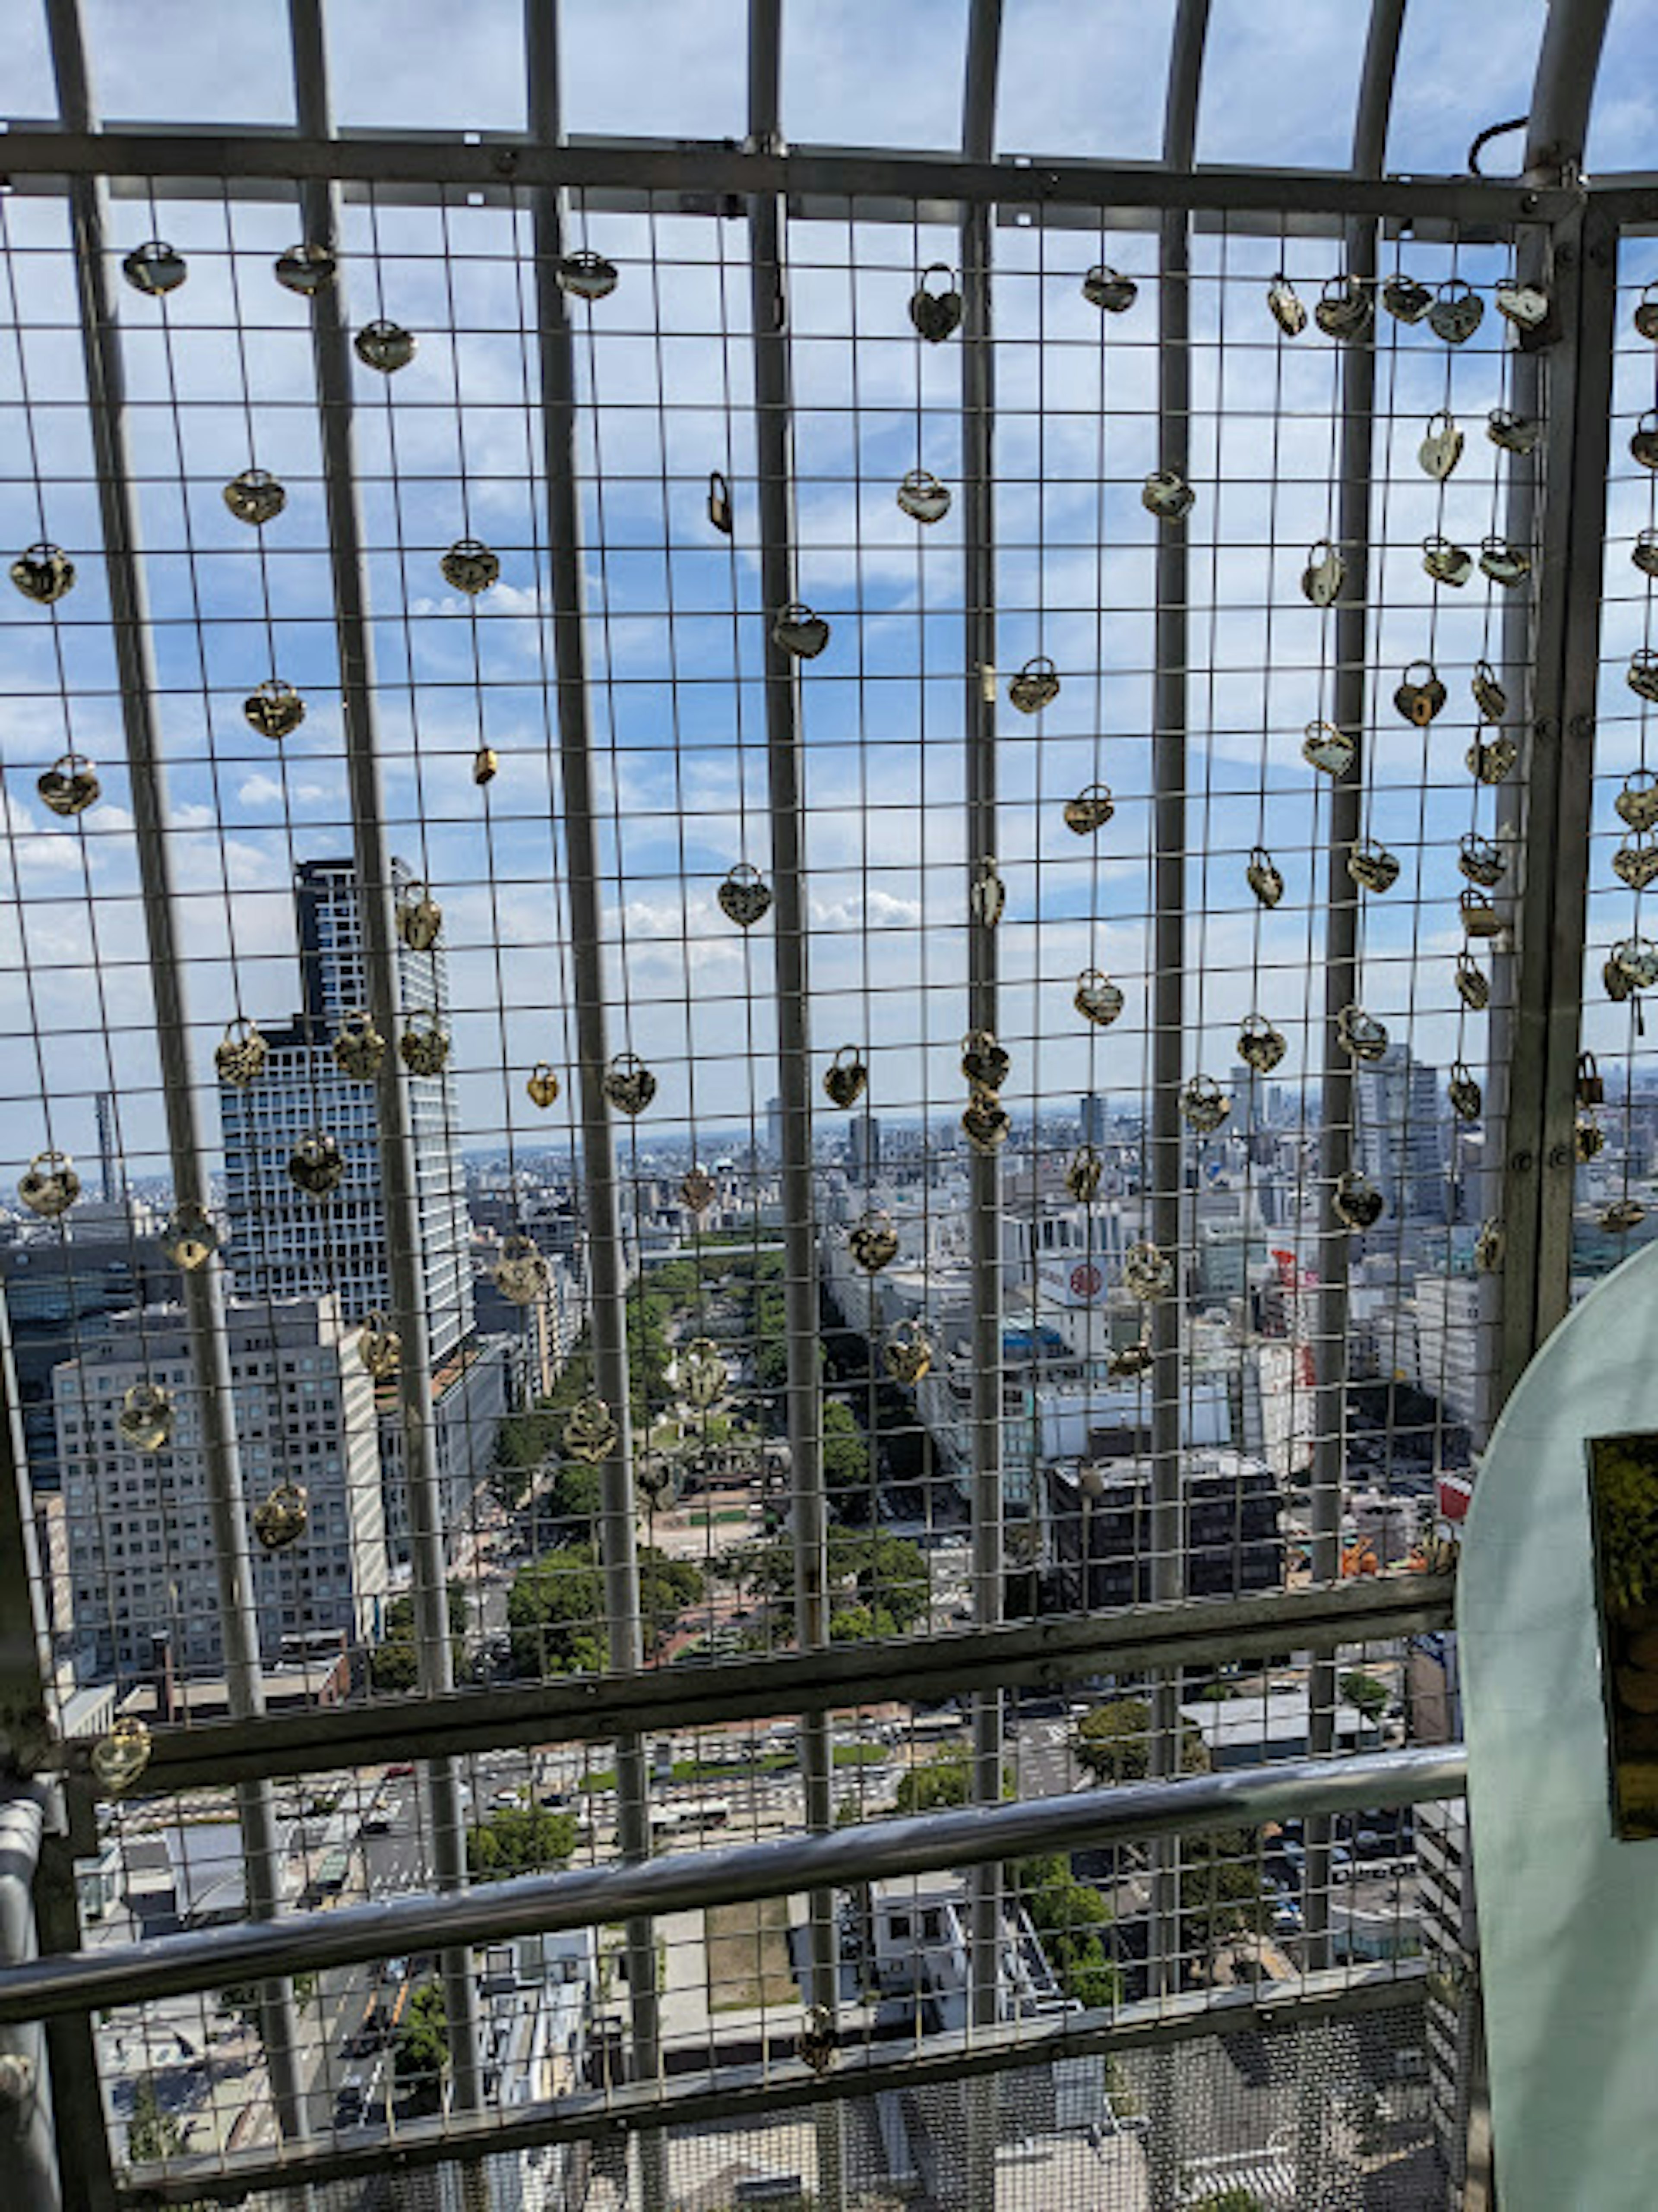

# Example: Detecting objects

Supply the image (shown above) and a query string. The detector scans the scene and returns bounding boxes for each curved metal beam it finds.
[1525,0,1613,180]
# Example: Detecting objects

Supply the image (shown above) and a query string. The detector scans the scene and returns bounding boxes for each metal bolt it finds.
[1548,1144,1572,1171]
[492,147,519,176]
[1510,1149,1535,1173]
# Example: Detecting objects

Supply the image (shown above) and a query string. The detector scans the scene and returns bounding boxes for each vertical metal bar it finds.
[522,10,663,2203]
[284,3,486,2138]
[43,0,307,2146]
[0,1789,60,2212]
[744,9,845,2206]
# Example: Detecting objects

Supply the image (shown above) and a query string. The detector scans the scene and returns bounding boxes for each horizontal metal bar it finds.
[119,1959,1430,2207]
[0,125,1579,227]
[0,1744,1464,2028]
[73,1576,1455,1798]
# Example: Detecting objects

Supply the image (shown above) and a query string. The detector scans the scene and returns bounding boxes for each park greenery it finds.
[1339,1670,1390,1722]
[393,1981,449,2112]
[466,1802,579,1880]
[1073,1697,1208,1785]
[507,1542,706,1675]
[730,1524,927,1649]
[368,1581,469,1693]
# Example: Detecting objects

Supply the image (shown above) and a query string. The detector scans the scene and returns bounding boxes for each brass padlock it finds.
[1577,1051,1605,1107]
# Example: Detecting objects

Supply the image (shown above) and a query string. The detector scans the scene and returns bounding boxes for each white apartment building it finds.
[1407,1274,1494,1432]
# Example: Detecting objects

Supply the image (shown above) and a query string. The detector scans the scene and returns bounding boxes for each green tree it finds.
[507,1543,704,1677]
[1075,1698,1208,1785]
[128,2074,188,2164]
[1016,1853,1121,2009]
[394,1981,449,2114]
[1177,1829,1271,1953]
[1189,2192,1265,2212]
[822,1399,871,1492]
[893,1751,971,1814]
[370,1582,468,1691]
[466,1804,579,1880]
[1339,1670,1389,1723]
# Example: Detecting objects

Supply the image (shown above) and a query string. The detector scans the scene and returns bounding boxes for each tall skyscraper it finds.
[848,1111,881,1182]
[220,859,473,1360]
[1079,1092,1106,1148]
[1352,1043,1446,1229]
[95,1090,123,1203]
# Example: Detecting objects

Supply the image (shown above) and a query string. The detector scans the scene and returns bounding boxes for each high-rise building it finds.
[1352,1042,1446,1229]
[766,1095,785,1161]
[220,858,472,1361]
[848,1111,881,1181]
[95,1091,123,1203]
[1079,1092,1106,1148]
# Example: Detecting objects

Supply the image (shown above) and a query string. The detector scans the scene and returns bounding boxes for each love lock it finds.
[1630,649,1658,704]
[680,1168,717,1212]
[961,1029,1010,1090]
[1066,1143,1103,1203]
[118,1381,174,1454]
[121,240,187,296]
[441,539,501,594]
[1394,661,1446,727]
[1633,411,1658,471]
[799,2006,839,2080]
[1142,468,1195,522]
[1122,1240,1174,1303]
[718,862,773,928]
[883,1321,933,1386]
[1602,1198,1647,1235]
[9,543,75,604]
[1009,656,1061,713]
[849,1210,899,1273]
[823,1046,869,1109]
[677,1338,727,1410]
[1301,539,1344,607]
[525,1063,560,1109]
[18,1149,80,1220]
[1381,272,1432,324]
[604,1053,657,1116]
[909,263,963,343]
[1459,833,1506,888]
[1635,528,1658,579]
[473,744,499,786]
[563,1396,619,1464]
[558,250,619,302]
[288,1131,345,1197]
[1487,408,1540,456]
[1619,771,1658,833]
[399,1016,451,1077]
[1577,1111,1607,1163]
[1637,282,1658,342]
[707,470,733,535]
[1064,783,1115,834]
[1348,837,1401,893]
[1237,1013,1287,1073]
[359,1312,402,1380]
[354,320,418,372]
[1421,535,1472,589]
[970,857,1006,928]
[773,603,830,659]
[1266,273,1307,336]
[90,1718,152,1797]
[1074,969,1124,1027]
[1247,847,1285,907]
[1461,889,1505,941]
[1336,1003,1389,1061]
[1180,1075,1230,1133]
[243,678,306,738]
[494,1234,550,1305]
[215,1018,268,1088]
[1467,733,1518,785]
[253,1480,310,1551]
[332,1010,386,1081]
[962,1089,1010,1154]
[1303,721,1356,777]
[1479,536,1531,588]
[275,243,336,295]
[897,469,951,523]
[223,468,286,526]
[1082,264,1137,313]
[1495,276,1550,330]
[397,883,443,951]
[1455,951,1490,1012]
[1605,950,1636,1003]
[1315,274,1373,341]
[1471,660,1508,721]
[1333,1171,1384,1231]
[1577,1051,1606,1106]
[1614,832,1658,892]
[1448,1062,1483,1122]
[1109,1337,1154,1380]
[162,1203,220,1272]
[1418,410,1464,481]
[36,753,101,817]
[1428,279,1484,345]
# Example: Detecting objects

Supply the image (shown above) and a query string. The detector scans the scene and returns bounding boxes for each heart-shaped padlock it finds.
[1009,656,1060,713]
[962,1090,1010,1154]
[1381,273,1432,324]
[897,468,951,524]
[1471,661,1508,721]
[1333,1171,1385,1231]
[1631,411,1658,471]
[441,539,500,594]
[680,1168,717,1212]
[1421,535,1473,588]
[1247,848,1284,908]
[961,1030,1010,1090]
[397,884,443,951]
[1619,771,1658,833]
[604,1052,657,1116]
[563,1396,619,1464]
[1635,528,1658,579]
[668,1338,724,1412]
[1636,283,1658,342]
[122,240,187,296]
[275,242,335,295]
[1315,275,1373,341]
[1180,1076,1230,1134]
[37,753,101,817]
[1577,1111,1607,1162]
[1074,969,1125,1027]
[494,1233,550,1305]
[1122,1240,1174,1302]
[1495,276,1550,330]
[359,1312,402,1379]
[1459,833,1506,888]
[1301,539,1344,607]
[1266,274,1307,336]
[1064,783,1115,834]
[9,543,75,604]
[1475,1217,1506,1272]
[1428,279,1484,345]
[1418,410,1464,480]
[1616,933,1658,989]
[162,1202,220,1272]
[718,863,773,927]
[773,603,829,659]
[1142,468,1195,522]
[90,1718,152,1797]
[1603,1198,1647,1235]
[525,1063,560,1109]
[332,1010,386,1081]
[1348,838,1400,893]
[1615,833,1658,892]
[708,470,733,535]
[823,1047,868,1109]
[910,263,963,343]
[1468,733,1518,785]
[1394,662,1446,727]
[354,319,417,372]
[1629,649,1658,704]
[223,468,286,526]
[883,1320,933,1385]
[558,250,619,302]
[399,1016,451,1077]
[289,1131,345,1197]
[1448,1063,1483,1122]
[215,1018,267,1089]
[849,1210,899,1273]
[1237,1013,1287,1073]
[243,678,306,738]
[253,1480,310,1551]
[1479,536,1531,587]
[18,1150,80,1220]
[1304,721,1356,777]
[1455,952,1490,1012]
[970,857,1006,928]
[1336,1003,1389,1061]
[1487,408,1540,455]
[1066,1144,1103,1203]
[119,1381,174,1453]
[1109,1337,1154,1379]
[473,744,499,786]
[1082,264,1137,313]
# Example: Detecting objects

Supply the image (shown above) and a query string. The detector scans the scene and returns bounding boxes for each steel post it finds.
[0,1793,57,2210]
